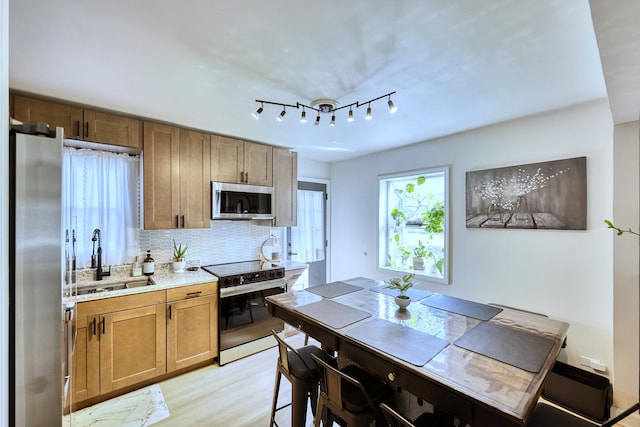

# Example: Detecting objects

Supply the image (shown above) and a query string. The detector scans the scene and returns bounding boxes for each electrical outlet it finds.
[579,355,607,372]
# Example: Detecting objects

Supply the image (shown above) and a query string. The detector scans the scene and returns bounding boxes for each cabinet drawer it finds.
[167,281,217,302]
[77,290,166,317]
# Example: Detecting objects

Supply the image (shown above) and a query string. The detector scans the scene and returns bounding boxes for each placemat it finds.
[421,294,502,320]
[295,299,371,329]
[346,318,448,366]
[369,285,433,301]
[454,321,555,372]
[305,281,364,298]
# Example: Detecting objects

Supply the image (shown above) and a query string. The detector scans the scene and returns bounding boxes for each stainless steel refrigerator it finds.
[9,124,68,426]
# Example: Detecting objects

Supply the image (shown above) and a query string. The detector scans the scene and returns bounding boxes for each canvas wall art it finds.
[465,156,587,230]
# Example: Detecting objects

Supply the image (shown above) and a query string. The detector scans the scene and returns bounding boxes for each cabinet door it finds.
[13,95,83,138]
[72,315,100,403]
[244,141,273,186]
[179,129,211,228]
[143,122,181,229]
[273,148,297,226]
[211,136,244,183]
[99,304,166,394]
[166,295,218,372]
[84,109,141,149]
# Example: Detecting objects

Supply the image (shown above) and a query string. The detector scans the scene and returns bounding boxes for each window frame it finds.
[377,166,450,285]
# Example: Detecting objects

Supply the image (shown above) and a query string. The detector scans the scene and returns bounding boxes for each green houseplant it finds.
[386,273,415,309]
[172,240,188,273]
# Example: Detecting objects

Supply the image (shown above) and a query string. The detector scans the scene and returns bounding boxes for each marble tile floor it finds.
[63,384,169,427]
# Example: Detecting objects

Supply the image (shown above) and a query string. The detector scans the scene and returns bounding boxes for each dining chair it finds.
[379,402,453,427]
[525,402,598,427]
[269,329,335,427]
[311,353,390,427]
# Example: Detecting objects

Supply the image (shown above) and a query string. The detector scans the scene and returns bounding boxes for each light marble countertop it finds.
[64,269,218,303]
[273,260,309,270]
[64,260,307,303]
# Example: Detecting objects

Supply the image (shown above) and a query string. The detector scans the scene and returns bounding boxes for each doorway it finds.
[287,181,327,285]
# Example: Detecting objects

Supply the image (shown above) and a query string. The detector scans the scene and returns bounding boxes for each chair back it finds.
[380,402,416,427]
[270,329,314,377]
[310,353,378,414]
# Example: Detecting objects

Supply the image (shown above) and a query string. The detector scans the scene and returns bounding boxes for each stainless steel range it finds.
[202,260,286,365]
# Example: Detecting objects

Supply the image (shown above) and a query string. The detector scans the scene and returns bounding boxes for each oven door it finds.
[218,279,285,364]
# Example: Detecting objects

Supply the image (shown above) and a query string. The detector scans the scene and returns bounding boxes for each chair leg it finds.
[269,369,282,427]
[314,397,325,427]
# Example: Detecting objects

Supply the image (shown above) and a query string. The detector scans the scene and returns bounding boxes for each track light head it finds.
[300,109,307,123]
[252,106,263,120]
[388,96,398,114]
[347,108,354,122]
[365,104,372,120]
[314,114,320,126]
[277,108,286,122]
[330,113,336,127]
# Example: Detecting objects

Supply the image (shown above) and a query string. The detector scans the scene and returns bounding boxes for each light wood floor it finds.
[154,333,318,427]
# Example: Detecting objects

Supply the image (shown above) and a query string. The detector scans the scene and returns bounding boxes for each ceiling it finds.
[8,1,638,163]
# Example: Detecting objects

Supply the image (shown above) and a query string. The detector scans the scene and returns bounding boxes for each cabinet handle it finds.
[168,305,172,320]
[176,215,179,228]
[85,122,89,138]
[92,318,97,336]
[239,172,244,182]
[244,172,248,183]
[186,291,202,299]
[76,120,81,138]
[181,215,185,228]
[101,317,105,335]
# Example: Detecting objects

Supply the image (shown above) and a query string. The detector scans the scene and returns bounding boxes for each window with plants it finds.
[378,167,449,283]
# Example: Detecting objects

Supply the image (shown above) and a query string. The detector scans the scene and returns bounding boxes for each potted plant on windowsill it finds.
[412,241,428,270]
[172,240,188,273]
[386,273,415,309]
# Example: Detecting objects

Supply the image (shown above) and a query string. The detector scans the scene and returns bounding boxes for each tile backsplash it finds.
[138,221,284,266]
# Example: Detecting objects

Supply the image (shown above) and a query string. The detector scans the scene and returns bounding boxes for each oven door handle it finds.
[219,278,286,298]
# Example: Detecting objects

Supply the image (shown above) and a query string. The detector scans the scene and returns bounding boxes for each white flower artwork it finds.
[465,156,587,230]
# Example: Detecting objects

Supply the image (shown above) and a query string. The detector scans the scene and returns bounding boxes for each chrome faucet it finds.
[91,228,111,281]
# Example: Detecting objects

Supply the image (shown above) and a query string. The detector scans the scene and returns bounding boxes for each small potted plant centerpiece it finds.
[172,240,188,273]
[386,273,415,309]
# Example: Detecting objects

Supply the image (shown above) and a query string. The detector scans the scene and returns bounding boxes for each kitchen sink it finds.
[76,278,153,295]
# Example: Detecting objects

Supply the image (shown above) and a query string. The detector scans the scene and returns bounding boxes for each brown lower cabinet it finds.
[71,282,218,409]
[166,282,218,372]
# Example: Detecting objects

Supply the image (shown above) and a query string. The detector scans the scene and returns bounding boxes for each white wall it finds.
[1,0,9,423]
[330,100,615,377]
[298,157,331,180]
[612,120,640,423]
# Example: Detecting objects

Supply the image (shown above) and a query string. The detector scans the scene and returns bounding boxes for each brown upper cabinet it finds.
[143,122,211,229]
[12,95,141,149]
[211,136,273,186]
[273,148,298,227]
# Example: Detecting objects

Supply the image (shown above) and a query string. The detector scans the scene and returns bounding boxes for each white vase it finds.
[172,260,186,273]
[395,295,411,309]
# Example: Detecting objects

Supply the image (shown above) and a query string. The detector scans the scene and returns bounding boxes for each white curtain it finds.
[291,190,324,263]
[62,147,140,268]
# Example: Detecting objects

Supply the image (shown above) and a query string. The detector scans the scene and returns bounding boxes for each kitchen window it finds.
[378,167,449,283]
[62,147,140,267]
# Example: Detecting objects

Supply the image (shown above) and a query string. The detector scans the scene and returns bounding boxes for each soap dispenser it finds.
[142,250,155,276]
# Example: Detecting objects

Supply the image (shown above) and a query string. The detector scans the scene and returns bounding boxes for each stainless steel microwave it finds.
[211,182,274,219]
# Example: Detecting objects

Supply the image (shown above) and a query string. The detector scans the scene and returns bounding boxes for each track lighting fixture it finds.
[253,91,396,127]
[252,103,264,119]
[387,95,398,114]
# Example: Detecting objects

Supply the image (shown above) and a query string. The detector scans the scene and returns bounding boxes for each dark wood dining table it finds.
[265,277,569,427]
